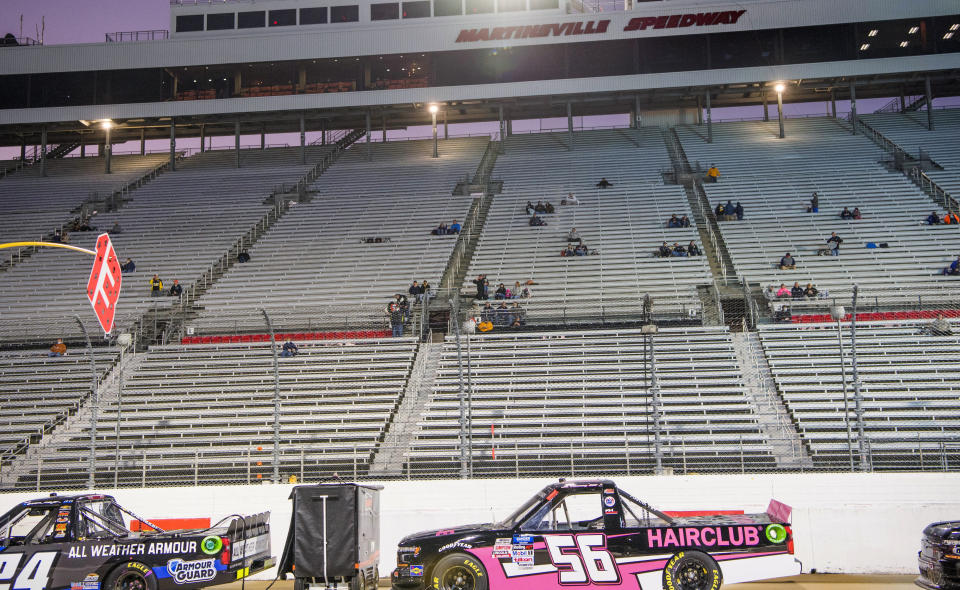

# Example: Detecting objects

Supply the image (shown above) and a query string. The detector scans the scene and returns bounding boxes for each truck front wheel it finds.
[431,553,488,590]
[104,562,158,590]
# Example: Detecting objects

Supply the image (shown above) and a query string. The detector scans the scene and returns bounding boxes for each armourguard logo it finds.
[166,558,217,584]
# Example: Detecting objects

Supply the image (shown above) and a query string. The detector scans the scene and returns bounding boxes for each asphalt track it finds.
[223,574,919,590]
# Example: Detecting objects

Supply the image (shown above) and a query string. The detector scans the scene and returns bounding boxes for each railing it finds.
[915,169,959,214]
[852,117,916,166]
[105,30,169,42]
[0,36,41,48]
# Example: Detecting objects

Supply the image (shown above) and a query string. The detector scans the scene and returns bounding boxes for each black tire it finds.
[431,553,488,590]
[351,572,367,590]
[104,562,158,590]
[662,550,722,590]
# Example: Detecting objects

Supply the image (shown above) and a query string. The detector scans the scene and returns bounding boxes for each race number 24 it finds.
[545,534,620,585]
[0,552,58,590]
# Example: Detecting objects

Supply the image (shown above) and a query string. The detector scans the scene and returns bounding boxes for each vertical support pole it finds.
[452,296,468,478]
[566,101,573,151]
[234,120,241,168]
[104,125,112,174]
[762,91,769,122]
[849,81,857,135]
[849,285,867,472]
[831,89,837,119]
[925,75,934,131]
[200,124,206,153]
[21,137,27,162]
[139,128,145,156]
[634,93,641,128]
[381,112,387,143]
[431,110,438,158]
[260,309,281,484]
[74,315,97,490]
[705,89,712,144]
[506,118,512,136]
[321,119,326,145]
[261,125,266,150]
[899,86,907,113]
[696,95,703,125]
[299,112,306,165]
[498,105,505,139]
[443,110,449,139]
[649,333,663,475]
[169,119,176,171]
[40,125,47,177]
[365,110,371,161]
[777,89,785,139]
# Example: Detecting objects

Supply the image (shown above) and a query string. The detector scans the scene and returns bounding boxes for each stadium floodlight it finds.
[428,104,439,114]
[951,24,959,31]
[867,29,878,37]
[945,32,955,40]
[100,120,113,130]
[774,83,785,93]
[899,41,909,48]
[908,26,919,34]
[774,84,785,139]
[859,43,870,51]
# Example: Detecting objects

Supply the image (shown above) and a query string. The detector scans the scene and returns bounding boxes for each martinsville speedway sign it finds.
[455,9,746,43]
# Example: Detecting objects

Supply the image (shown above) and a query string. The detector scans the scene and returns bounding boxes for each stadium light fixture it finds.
[867,29,878,37]
[859,43,870,51]
[908,26,919,34]
[774,83,785,93]
[774,84,785,139]
[428,104,439,114]
[951,24,959,31]
[100,120,113,130]
[900,41,909,48]
[945,32,954,40]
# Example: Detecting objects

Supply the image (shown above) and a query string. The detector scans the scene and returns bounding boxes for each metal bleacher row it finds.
[17,337,417,488]
[191,137,487,333]
[463,128,711,323]
[0,147,334,342]
[675,117,960,310]
[405,326,775,476]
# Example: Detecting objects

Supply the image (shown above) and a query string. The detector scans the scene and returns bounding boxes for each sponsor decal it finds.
[55,524,67,532]
[492,538,512,558]
[127,563,152,576]
[765,524,787,544]
[166,558,218,585]
[603,496,616,508]
[231,535,269,561]
[512,534,534,544]
[646,526,761,549]
[604,508,617,515]
[67,541,198,559]
[435,529,455,537]
[409,565,424,577]
[510,549,534,567]
[200,536,223,555]
[439,541,473,552]
[603,489,614,494]
[624,10,746,32]
[70,573,100,590]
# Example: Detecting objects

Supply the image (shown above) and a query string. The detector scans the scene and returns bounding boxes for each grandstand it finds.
[1,0,960,490]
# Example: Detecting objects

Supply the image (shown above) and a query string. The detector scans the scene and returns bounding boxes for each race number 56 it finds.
[0,552,58,590]
[545,534,619,585]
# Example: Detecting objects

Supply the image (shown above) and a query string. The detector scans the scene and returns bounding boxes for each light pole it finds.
[260,309,281,483]
[831,305,854,471]
[114,332,132,488]
[429,104,439,158]
[774,83,785,139]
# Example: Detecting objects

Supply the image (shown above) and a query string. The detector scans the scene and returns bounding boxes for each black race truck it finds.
[0,493,273,590]
[917,520,960,589]
[391,479,799,590]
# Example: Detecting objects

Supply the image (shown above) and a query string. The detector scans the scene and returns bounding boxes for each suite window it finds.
[206,13,235,30]
[529,0,558,9]
[237,11,265,28]
[371,3,400,20]
[175,15,204,32]
[402,1,431,18]
[331,5,360,22]
[300,7,328,24]
[465,0,493,14]
[269,9,297,26]
[434,0,462,16]
[498,0,525,12]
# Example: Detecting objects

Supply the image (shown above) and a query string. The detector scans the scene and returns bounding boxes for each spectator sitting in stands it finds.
[723,200,735,221]
[680,215,691,227]
[121,258,135,274]
[852,207,862,220]
[535,200,546,213]
[450,220,461,234]
[687,241,702,256]
[510,303,526,327]
[281,339,299,357]
[714,203,724,217]
[237,251,251,263]
[168,280,182,297]
[827,232,843,256]
[561,192,579,205]
[764,285,777,300]
[945,212,960,224]
[409,280,423,303]
[566,228,582,243]
[671,242,687,257]
[431,223,449,235]
[923,314,954,336]
[791,282,804,298]
[807,192,819,213]
[840,207,853,220]
[51,229,62,243]
[927,211,942,225]
[596,178,612,188]
[60,230,69,244]
[667,214,681,228]
[525,201,535,215]
[777,283,791,297]
[48,338,67,357]
[657,242,672,258]
[494,283,508,299]
[574,244,588,256]
[779,253,796,270]
[943,256,960,276]
[735,202,744,220]
[544,201,555,214]
[804,283,819,298]
[149,274,163,297]
[562,243,576,257]
[706,165,720,183]
[529,214,547,227]
[421,280,433,301]
[110,221,123,234]
[395,294,410,321]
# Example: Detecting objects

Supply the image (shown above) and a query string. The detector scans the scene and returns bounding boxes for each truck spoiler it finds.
[766,500,792,524]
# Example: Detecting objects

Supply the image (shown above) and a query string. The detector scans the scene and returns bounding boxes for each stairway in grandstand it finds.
[674,116,960,315]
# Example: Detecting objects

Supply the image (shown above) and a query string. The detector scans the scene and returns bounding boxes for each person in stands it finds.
[840,207,853,220]
[680,215,691,227]
[48,338,67,357]
[566,228,582,243]
[943,256,960,276]
[529,214,547,226]
[687,241,702,256]
[927,211,942,225]
[168,279,182,297]
[544,201,555,214]
[574,243,588,256]
[121,258,135,273]
[562,243,576,257]
[431,223,449,235]
[668,214,681,228]
[706,164,720,183]
[510,302,526,327]
[827,232,843,256]
[596,178,612,188]
[388,302,404,337]
[764,285,778,300]
[779,253,796,270]
[409,280,423,303]
[923,314,954,336]
[791,282,804,298]
[807,192,819,213]
[671,242,687,257]
[776,283,791,297]
[657,242,672,258]
[852,207,862,220]
[237,251,251,263]
[110,221,123,234]
[280,339,299,357]
[715,203,724,217]
[473,274,487,300]
[804,283,819,298]
[561,192,579,205]
[494,283,508,299]
[450,219,461,234]
[525,201,535,215]
[149,274,163,296]
[421,280,433,302]
[735,202,744,220]
[723,200,735,221]
[535,200,546,213]
[945,212,960,224]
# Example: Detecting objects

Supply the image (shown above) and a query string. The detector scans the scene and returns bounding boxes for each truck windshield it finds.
[497,490,548,529]
[0,505,59,545]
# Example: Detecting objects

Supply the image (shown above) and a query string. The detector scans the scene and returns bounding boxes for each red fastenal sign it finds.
[86,233,122,334]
